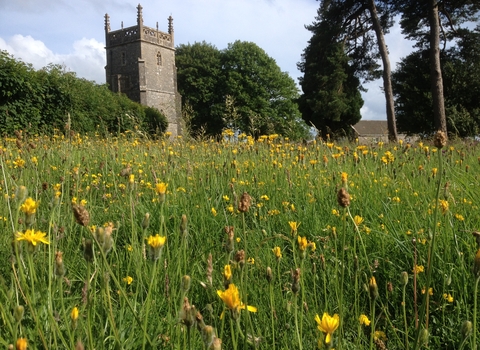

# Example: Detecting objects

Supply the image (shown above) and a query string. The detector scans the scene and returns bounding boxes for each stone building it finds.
[104,4,181,136]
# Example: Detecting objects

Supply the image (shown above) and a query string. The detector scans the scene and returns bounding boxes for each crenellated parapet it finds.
[105,25,173,48]
[105,3,174,48]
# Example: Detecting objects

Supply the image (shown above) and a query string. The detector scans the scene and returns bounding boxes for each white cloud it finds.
[0,35,105,83]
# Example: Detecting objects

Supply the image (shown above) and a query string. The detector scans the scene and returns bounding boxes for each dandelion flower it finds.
[147,234,166,261]
[155,182,167,195]
[223,265,232,282]
[123,276,133,285]
[297,236,308,251]
[315,312,340,344]
[359,314,371,326]
[71,307,79,321]
[16,229,50,246]
[413,265,424,274]
[20,197,39,215]
[443,293,454,303]
[16,337,27,350]
[439,199,449,214]
[288,221,300,235]
[272,246,282,259]
[217,283,257,319]
[353,215,364,226]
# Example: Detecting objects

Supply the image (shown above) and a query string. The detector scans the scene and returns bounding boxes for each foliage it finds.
[393,0,480,48]
[392,27,480,137]
[0,51,167,136]
[298,4,364,139]
[142,106,168,136]
[0,133,479,349]
[176,41,310,140]
[175,42,224,137]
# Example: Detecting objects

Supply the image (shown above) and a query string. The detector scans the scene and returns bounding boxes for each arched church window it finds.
[157,52,162,66]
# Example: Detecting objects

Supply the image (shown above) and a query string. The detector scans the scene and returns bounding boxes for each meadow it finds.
[0,129,479,349]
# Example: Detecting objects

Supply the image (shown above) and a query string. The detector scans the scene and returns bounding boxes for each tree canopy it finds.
[0,51,167,136]
[393,26,480,137]
[297,2,365,139]
[175,41,310,140]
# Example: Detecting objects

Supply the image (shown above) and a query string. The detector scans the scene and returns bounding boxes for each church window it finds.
[157,52,162,66]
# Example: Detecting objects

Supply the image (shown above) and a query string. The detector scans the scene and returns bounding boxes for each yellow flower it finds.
[374,330,387,341]
[16,229,50,246]
[272,246,282,259]
[147,234,166,249]
[353,215,364,226]
[16,337,27,350]
[211,207,217,216]
[369,276,379,299]
[155,182,167,194]
[331,209,340,216]
[20,197,39,215]
[288,221,300,235]
[217,283,257,316]
[443,293,454,303]
[71,307,79,321]
[439,199,449,214]
[421,287,433,295]
[147,234,166,261]
[315,312,340,344]
[123,276,133,285]
[359,314,371,326]
[224,265,232,281]
[413,265,424,274]
[341,172,348,184]
[297,236,308,251]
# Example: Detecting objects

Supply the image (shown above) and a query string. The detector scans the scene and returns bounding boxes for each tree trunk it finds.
[367,0,398,142]
[428,0,447,136]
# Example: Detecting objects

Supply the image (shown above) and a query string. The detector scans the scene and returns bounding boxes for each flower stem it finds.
[294,293,303,350]
[473,276,480,350]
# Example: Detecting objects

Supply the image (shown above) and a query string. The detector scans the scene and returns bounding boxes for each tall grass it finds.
[0,130,479,349]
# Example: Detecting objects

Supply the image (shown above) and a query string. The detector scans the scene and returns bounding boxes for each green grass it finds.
[1,130,479,349]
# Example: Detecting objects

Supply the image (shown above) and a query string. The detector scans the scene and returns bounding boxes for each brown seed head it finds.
[72,204,90,226]
[337,188,350,208]
[238,192,252,213]
[235,249,245,266]
[433,130,447,149]
[291,268,301,294]
[474,249,480,277]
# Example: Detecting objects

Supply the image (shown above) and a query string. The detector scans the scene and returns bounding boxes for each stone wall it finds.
[104,6,181,136]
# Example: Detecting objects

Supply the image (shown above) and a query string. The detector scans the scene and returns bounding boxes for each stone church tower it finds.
[104,4,181,136]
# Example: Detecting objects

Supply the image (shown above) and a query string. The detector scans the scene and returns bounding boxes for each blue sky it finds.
[0,0,416,120]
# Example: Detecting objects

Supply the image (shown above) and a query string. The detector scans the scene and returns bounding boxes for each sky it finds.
[0,0,416,121]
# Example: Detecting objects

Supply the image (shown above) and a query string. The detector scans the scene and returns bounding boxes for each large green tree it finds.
[175,42,224,136]
[176,41,309,140]
[392,0,480,137]
[298,2,364,139]
[393,26,480,137]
